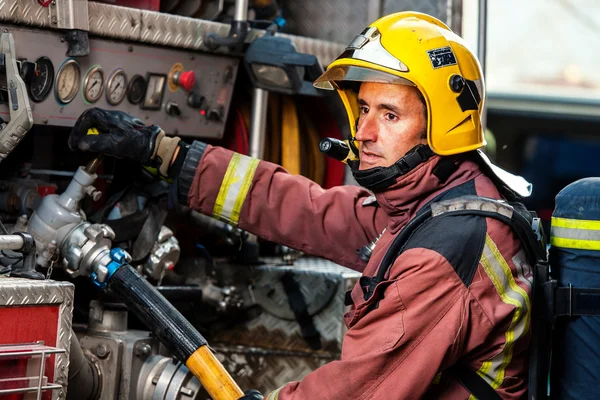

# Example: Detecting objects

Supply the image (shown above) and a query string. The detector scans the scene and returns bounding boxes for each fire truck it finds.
[0,0,598,399]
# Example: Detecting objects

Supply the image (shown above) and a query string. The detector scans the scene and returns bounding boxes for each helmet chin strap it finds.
[348,144,435,191]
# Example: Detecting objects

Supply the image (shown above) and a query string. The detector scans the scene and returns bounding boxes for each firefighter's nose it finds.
[355,116,378,143]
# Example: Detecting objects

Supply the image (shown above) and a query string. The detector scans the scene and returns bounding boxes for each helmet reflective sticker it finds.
[427,47,457,69]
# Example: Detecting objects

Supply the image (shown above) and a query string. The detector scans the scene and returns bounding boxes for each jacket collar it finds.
[374,155,483,234]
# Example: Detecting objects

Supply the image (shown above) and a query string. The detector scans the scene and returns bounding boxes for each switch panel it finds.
[0,25,240,139]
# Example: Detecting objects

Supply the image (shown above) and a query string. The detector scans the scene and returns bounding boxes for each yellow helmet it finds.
[314,11,486,158]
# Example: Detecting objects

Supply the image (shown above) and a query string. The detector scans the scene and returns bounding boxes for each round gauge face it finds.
[127,74,146,105]
[28,56,54,103]
[55,59,81,104]
[106,69,127,105]
[83,66,104,103]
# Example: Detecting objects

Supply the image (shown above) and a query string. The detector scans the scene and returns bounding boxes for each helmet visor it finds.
[313,65,415,90]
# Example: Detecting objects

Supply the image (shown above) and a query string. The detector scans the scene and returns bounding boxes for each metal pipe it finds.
[249,87,269,159]
[28,169,114,180]
[234,0,249,22]
[367,0,383,23]
[477,0,487,75]
[0,234,24,250]
[85,155,104,175]
[477,0,488,128]
[67,332,101,400]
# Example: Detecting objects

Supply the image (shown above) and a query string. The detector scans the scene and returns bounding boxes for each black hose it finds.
[67,332,101,400]
[108,264,207,362]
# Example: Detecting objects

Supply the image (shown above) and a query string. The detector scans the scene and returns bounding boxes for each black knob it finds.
[20,61,36,83]
[166,102,181,117]
[206,106,224,122]
[450,74,465,93]
[187,92,205,109]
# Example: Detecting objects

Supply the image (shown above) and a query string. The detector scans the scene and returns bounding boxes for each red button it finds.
[38,0,52,6]
[178,70,196,91]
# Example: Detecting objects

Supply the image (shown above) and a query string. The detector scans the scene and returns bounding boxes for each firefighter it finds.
[68,12,532,399]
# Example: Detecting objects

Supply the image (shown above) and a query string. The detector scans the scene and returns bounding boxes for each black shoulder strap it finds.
[371,195,547,400]
[446,365,501,400]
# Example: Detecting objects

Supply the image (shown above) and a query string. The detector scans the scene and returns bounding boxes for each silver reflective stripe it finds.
[551,226,600,241]
[475,234,531,391]
[344,27,408,72]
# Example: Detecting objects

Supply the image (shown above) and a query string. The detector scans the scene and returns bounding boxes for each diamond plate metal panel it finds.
[210,345,332,395]
[209,258,360,354]
[88,1,141,39]
[0,0,52,28]
[140,8,206,48]
[87,3,344,65]
[0,278,74,400]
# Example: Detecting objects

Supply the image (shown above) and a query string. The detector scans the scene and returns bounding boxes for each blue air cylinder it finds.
[549,177,600,399]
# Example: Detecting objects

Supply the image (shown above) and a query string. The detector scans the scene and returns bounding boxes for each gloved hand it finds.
[68,108,181,177]
[238,389,264,399]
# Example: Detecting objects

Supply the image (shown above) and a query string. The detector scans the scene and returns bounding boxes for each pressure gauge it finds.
[28,56,54,103]
[55,58,81,104]
[106,68,127,106]
[83,65,104,103]
[127,74,146,105]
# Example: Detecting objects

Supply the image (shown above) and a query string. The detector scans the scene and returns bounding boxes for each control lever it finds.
[0,33,33,162]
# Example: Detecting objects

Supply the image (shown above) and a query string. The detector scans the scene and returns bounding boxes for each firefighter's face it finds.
[355,82,427,170]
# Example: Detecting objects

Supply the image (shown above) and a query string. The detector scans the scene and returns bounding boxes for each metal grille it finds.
[281,0,458,44]
[0,278,74,399]
[0,344,66,399]
[211,345,332,396]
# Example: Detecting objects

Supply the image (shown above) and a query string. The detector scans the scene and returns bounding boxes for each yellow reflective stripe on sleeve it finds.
[551,216,600,230]
[474,234,531,391]
[212,153,259,225]
[550,217,600,250]
[550,237,600,251]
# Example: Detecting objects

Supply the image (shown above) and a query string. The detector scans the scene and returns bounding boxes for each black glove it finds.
[69,108,181,176]
[238,389,264,399]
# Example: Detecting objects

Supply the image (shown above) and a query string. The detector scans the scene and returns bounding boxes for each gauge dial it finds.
[83,66,104,103]
[127,74,146,105]
[28,56,54,103]
[55,59,80,104]
[106,68,127,105]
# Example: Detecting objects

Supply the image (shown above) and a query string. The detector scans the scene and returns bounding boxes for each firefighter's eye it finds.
[385,113,398,121]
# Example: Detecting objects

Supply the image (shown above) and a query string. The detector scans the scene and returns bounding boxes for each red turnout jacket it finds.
[178,143,532,399]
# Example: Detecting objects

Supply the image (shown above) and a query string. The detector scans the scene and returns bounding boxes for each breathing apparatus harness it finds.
[358,195,548,400]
